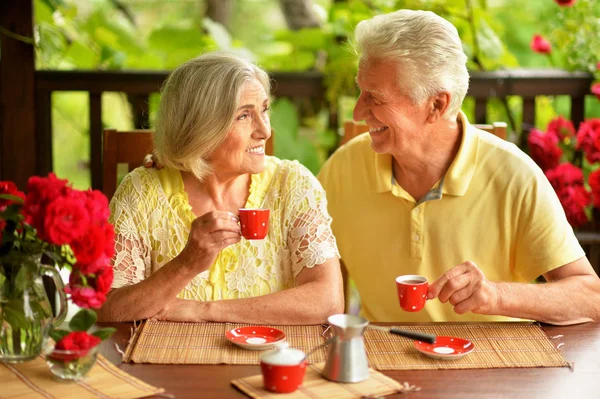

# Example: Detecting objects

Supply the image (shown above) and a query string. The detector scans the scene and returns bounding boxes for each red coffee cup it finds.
[396,275,428,312]
[238,208,269,240]
[260,343,306,393]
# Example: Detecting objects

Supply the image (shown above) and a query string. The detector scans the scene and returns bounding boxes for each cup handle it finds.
[40,265,68,327]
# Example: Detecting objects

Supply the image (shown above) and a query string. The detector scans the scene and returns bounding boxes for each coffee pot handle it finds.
[40,265,68,327]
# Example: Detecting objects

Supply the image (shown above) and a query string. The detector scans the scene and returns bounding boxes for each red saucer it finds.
[225,326,286,350]
[414,336,474,360]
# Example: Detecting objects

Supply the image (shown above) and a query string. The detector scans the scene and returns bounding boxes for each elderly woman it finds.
[98,52,344,324]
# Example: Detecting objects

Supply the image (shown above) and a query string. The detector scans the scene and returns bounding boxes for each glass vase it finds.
[45,345,99,380]
[0,257,68,362]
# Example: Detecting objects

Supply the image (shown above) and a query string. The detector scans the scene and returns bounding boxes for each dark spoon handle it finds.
[389,328,436,344]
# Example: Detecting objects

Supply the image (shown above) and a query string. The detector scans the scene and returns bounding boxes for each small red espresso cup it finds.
[260,342,306,393]
[238,208,269,240]
[396,275,428,312]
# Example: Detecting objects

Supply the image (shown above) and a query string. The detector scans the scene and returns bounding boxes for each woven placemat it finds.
[364,323,570,370]
[231,362,418,399]
[0,354,165,399]
[123,321,328,365]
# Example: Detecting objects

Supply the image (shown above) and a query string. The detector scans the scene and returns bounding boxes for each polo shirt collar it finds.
[442,111,479,196]
[372,110,479,197]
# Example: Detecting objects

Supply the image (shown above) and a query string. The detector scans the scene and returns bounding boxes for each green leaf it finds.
[3,301,30,330]
[0,273,5,290]
[49,329,70,342]
[0,194,24,204]
[92,327,116,340]
[69,308,97,332]
[64,41,98,69]
[14,267,30,294]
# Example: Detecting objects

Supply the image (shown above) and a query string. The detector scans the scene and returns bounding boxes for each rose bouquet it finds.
[0,173,115,375]
[528,116,600,228]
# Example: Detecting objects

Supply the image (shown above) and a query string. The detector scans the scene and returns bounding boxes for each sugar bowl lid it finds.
[260,342,305,366]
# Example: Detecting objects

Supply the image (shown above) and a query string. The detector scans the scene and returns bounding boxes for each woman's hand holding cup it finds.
[178,210,242,273]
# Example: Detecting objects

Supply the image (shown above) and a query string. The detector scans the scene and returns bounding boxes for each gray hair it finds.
[354,9,469,120]
[154,52,270,180]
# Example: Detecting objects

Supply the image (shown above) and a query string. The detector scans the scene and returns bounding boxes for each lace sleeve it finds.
[283,163,340,278]
[109,172,153,289]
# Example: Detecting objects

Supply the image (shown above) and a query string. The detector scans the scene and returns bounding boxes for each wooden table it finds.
[98,322,600,399]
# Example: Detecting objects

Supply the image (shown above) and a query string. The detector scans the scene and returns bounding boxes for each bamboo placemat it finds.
[364,323,570,370]
[123,320,328,365]
[231,362,418,399]
[0,354,165,399]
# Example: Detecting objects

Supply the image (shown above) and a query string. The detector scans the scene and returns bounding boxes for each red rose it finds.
[66,285,106,309]
[0,218,5,242]
[554,0,576,6]
[592,83,600,101]
[589,169,600,208]
[51,331,101,361]
[556,186,590,228]
[530,35,551,54]
[43,196,90,245]
[103,223,115,259]
[545,163,584,190]
[66,266,113,309]
[547,116,575,141]
[576,119,600,163]
[528,128,562,171]
[24,173,70,239]
[0,181,26,211]
[75,253,110,275]
[70,225,105,265]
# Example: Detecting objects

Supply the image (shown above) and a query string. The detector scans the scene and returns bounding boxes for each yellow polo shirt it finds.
[318,112,584,322]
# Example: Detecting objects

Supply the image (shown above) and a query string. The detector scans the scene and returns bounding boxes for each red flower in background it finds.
[545,163,590,228]
[66,266,113,309]
[528,128,562,171]
[576,119,600,163]
[51,331,101,361]
[589,169,600,208]
[547,116,576,140]
[0,218,5,242]
[0,181,25,211]
[43,195,89,246]
[530,35,552,54]
[554,0,576,6]
[592,83,600,101]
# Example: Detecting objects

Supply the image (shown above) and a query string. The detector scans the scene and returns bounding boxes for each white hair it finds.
[354,9,469,120]
[154,52,270,181]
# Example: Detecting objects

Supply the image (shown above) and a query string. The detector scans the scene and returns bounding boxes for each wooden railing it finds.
[35,68,595,189]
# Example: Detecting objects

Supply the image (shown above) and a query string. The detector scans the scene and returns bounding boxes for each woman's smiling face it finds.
[208,78,271,177]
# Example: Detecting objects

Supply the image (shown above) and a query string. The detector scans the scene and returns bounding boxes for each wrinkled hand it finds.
[428,261,500,315]
[178,211,242,274]
[149,298,204,322]
[143,152,163,169]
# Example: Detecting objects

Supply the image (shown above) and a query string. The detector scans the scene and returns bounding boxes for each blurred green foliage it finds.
[32,0,600,188]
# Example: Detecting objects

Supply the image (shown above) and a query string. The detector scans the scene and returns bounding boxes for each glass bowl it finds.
[45,345,99,381]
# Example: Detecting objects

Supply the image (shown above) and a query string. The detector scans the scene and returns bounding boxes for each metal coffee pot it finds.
[321,314,370,383]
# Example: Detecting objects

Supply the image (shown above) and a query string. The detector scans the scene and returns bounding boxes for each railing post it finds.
[89,92,103,190]
[0,0,37,189]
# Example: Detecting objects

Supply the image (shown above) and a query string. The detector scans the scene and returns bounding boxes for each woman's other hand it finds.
[178,211,242,274]
[143,152,163,169]
[149,298,205,322]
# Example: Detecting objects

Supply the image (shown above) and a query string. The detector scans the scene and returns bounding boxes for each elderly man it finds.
[318,9,600,324]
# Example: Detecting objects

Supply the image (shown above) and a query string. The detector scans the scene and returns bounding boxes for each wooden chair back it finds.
[102,129,154,199]
[342,120,508,146]
[102,129,275,199]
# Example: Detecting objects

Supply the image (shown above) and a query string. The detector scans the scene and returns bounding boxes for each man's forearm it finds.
[493,276,600,325]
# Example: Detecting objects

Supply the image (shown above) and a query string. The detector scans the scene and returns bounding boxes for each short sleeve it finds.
[281,162,340,278]
[513,167,585,282]
[109,171,153,289]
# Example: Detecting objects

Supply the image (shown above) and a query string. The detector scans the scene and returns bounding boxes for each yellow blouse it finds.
[109,157,339,300]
